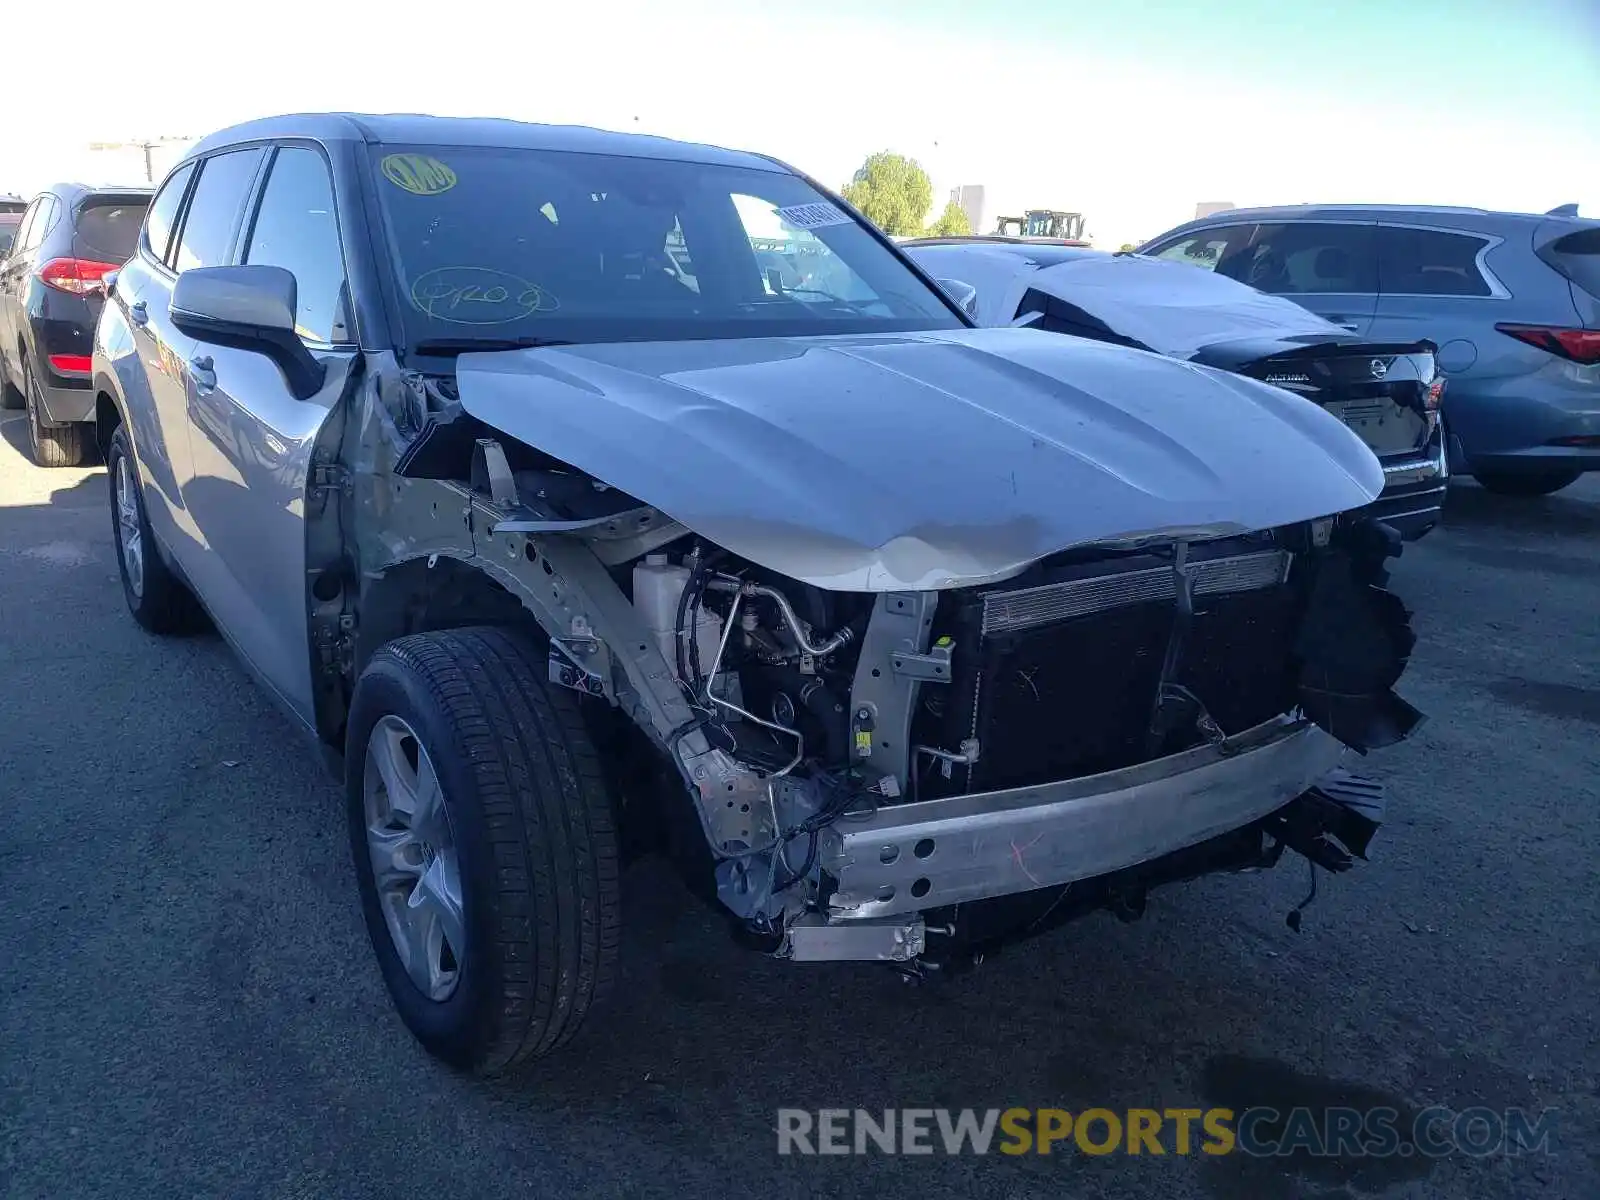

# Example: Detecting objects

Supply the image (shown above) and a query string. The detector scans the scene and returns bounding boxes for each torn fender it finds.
[1296,520,1424,752]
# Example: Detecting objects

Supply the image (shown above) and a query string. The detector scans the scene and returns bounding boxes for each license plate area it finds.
[1324,399,1427,457]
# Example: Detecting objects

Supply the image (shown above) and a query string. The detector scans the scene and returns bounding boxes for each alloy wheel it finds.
[363,715,465,1002]
[114,456,145,599]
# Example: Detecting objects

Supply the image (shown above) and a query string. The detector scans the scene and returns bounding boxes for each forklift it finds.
[993,209,1087,242]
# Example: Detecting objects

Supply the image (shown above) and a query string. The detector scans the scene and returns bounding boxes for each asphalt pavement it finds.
[2,410,1596,1200]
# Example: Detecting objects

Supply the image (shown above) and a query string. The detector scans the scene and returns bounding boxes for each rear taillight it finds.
[1496,323,1600,365]
[47,354,93,375]
[35,257,120,296]
[1423,378,1446,410]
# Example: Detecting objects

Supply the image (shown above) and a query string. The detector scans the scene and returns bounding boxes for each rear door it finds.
[116,162,199,547]
[1369,224,1512,376]
[182,143,355,723]
[135,149,270,562]
[1213,221,1379,334]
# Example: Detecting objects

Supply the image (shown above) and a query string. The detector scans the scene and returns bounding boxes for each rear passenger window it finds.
[143,163,195,264]
[1376,227,1491,296]
[1539,226,1600,300]
[76,199,151,264]
[243,147,352,344]
[173,148,266,273]
[1216,223,1377,295]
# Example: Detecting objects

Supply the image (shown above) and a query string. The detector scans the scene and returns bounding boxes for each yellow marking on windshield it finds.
[381,154,458,196]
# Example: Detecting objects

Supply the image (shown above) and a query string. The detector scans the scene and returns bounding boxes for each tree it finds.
[840,152,933,236]
[925,200,972,238]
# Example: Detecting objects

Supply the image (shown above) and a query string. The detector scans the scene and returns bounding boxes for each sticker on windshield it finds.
[410,266,559,324]
[775,202,852,230]
[381,154,458,196]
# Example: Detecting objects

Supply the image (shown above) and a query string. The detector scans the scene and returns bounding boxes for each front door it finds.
[181,144,355,725]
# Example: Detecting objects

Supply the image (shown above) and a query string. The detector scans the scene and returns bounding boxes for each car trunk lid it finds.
[1191,337,1440,461]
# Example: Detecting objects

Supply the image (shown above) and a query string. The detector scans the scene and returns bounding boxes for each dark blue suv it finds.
[0,182,152,465]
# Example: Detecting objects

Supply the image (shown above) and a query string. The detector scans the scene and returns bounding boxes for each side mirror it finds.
[935,277,981,320]
[170,264,325,400]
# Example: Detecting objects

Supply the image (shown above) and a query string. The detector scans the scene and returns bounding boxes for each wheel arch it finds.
[319,550,552,751]
[93,383,125,462]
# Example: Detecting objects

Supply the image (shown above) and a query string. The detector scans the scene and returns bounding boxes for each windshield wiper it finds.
[412,336,575,356]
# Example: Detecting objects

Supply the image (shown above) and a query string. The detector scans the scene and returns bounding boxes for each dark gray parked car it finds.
[1140,204,1600,496]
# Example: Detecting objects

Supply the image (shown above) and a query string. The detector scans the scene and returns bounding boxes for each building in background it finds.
[950,184,988,234]
[1195,200,1235,219]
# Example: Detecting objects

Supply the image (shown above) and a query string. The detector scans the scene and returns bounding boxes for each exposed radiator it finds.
[981,549,1292,635]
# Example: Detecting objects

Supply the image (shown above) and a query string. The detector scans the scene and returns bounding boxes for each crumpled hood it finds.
[1025,255,1357,359]
[904,241,1356,358]
[454,327,1383,590]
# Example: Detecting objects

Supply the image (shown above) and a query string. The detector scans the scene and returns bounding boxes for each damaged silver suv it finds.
[93,114,1422,1075]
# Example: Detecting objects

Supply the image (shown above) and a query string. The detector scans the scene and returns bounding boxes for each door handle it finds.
[189,354,216,394]
[129,300,148,327]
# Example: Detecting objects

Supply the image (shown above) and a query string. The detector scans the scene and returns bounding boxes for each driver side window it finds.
[243,147,353,345]
[1150,232,1233,271]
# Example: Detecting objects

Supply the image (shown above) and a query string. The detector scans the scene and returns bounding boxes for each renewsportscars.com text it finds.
[775,1106,1557,1158]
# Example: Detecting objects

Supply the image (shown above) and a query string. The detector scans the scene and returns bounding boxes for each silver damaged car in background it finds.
[92,114,1422,1074]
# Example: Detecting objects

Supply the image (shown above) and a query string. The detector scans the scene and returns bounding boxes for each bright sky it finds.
[7,0,1597,247]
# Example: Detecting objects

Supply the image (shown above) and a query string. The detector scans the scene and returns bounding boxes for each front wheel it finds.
[1472,469,1582,497]
[346,627,621,1075]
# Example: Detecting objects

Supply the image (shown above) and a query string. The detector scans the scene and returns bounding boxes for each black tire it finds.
[1472,469,1582,497]
[23,358,87,468]
[346,626,621,1075]
[0,369,21,410]
[106,424,200,634]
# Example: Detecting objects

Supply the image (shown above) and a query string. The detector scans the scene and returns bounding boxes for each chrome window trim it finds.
[1157,215,1513,301]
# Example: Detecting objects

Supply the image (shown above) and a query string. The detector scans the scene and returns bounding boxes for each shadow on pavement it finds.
[0,412,103,472]
[1439,478,1600,539]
